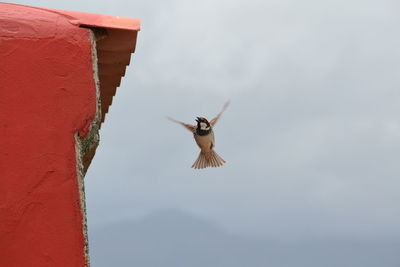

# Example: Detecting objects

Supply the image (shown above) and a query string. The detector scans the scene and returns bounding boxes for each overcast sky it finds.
[9,0,400,265]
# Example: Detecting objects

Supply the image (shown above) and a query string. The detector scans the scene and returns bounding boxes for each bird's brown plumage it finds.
[168,101,229,169]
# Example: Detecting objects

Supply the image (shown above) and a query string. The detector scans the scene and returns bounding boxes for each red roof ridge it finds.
[0,2,140,31]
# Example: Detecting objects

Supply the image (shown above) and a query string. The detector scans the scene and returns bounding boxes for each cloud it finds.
[77,0,400,241]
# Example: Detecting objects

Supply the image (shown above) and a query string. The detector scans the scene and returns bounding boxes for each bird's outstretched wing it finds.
[210,101,230,127]
[167,117,196,132]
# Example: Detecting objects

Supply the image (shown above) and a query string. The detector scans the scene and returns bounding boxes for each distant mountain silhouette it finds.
[88,210,400,267]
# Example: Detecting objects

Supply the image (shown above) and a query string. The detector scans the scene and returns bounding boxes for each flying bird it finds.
[168,101,230,169]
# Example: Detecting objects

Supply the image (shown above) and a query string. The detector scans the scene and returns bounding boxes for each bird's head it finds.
[196,117,211,130]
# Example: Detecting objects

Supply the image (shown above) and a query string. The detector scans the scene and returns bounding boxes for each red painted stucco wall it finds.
[0,5,98,267]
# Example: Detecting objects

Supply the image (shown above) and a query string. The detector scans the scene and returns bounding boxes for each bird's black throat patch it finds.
[196,128,211,136]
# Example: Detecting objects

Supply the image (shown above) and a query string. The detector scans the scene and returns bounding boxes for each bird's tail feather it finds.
[192,150,225,169]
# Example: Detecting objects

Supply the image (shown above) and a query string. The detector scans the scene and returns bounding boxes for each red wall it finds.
[0,6,97,267]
